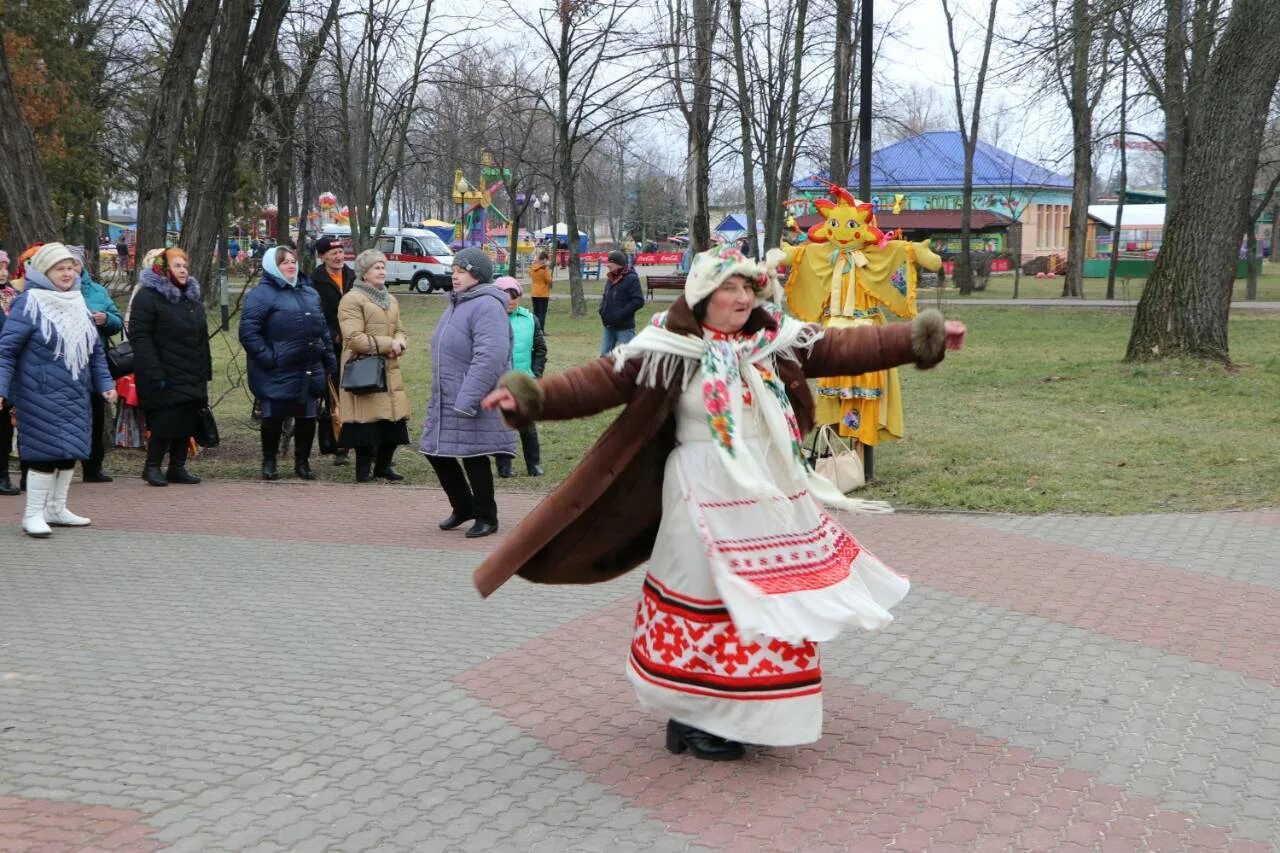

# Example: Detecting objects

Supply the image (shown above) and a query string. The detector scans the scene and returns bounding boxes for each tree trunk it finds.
[299,96,316,274]
[773,0,809,248]
[943,0,997,296]
[829,0,854,188]
[1125,0,1280,362]
[1062,0,1092,299]
[1245,221,1258,301]
[80,198,100,278]
[684,0,716,254]
[0,42,60,251]
[275,135,294,249]
[134,0,220,262]
[727,0,758,257]
[1011,220,1021,298]
[1106,56,1128,301]
[182,0,290,296]
[1162,0,1187,210]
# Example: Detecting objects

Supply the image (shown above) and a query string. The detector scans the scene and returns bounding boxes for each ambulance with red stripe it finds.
[320,225,456,293]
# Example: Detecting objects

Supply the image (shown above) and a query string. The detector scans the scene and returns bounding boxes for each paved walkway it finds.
[1,478,1278,852]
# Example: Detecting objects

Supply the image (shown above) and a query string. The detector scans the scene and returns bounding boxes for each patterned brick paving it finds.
[0,797,159,852]
[1,479,1277,851]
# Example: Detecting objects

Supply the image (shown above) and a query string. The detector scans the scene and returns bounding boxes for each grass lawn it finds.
[940,265,1280,302]
[144,291,1279,515]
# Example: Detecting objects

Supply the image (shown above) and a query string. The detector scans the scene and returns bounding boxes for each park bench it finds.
[582,258,603,280]
[645,273,686,300]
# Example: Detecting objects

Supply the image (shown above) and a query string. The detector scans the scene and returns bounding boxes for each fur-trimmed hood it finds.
[140,268,202,303]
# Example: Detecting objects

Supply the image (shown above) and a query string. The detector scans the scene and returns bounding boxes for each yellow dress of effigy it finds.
[781,186,942,446]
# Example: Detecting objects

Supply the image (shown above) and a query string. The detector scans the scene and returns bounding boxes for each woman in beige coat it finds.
[337,250,410,482]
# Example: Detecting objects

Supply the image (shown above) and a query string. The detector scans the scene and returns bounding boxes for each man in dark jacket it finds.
[598,249,645,356]
[312,235,355,464]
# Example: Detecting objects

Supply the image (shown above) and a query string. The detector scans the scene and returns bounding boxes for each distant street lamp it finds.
[533,195,541,232]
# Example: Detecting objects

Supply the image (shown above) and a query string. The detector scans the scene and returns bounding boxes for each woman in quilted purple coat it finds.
[418,248,515,539]
[0,243,116,538]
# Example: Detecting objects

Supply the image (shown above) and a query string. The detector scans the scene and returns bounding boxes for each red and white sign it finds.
[635,252,684,266]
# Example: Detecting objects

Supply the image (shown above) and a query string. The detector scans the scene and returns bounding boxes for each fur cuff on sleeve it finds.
[498,370,543,428]
[911,310,947,369]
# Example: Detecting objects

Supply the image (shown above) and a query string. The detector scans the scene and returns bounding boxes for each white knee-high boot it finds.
[22,471,54,537]
[44,468,90,527]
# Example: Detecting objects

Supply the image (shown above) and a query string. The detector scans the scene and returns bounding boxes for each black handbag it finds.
[194,406,220,447]
[106,339,134,379]
[341,336,387,395]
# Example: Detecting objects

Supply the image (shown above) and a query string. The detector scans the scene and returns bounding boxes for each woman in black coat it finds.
[128,248,213,487]
[238,246,336,481]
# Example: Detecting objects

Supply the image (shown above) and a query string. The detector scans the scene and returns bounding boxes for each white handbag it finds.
[811,425,866,493]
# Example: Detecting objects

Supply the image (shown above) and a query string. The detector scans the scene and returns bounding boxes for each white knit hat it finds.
[684,245,785,307]
[30,242,76,276]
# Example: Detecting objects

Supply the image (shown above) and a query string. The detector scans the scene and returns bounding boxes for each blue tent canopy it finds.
[795,131,1071,192]
[714,213,749,234]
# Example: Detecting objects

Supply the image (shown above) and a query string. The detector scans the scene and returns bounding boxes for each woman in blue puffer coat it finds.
[418,247,515,539]
[0,243,116,538]
[239,245,336,481]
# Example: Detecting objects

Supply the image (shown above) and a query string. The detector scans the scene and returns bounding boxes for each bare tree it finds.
[1105,50,1129,301]
[739,0,825,248]
[180,0,291,292]
[503,0,656,317]
[263,0,341,251]
[332,0,441,253]
[134,0,220,262]
[827,0,855,188]
[663,0,721,253]
[0,39,60,250]
[941,0,999,295]
[726,0,760,256]
[1124,0,1280,362]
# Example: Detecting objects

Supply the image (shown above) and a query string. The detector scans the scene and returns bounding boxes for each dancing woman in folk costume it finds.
[779,183,944,448]
[478,245,965,760]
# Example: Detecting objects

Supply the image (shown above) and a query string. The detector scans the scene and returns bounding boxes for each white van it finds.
[319,225,455,293]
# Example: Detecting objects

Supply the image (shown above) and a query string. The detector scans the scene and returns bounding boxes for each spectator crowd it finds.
[0,233,645,541]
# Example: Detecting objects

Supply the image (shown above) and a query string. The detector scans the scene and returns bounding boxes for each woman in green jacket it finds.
[495,277,545,478]
[70,247,124,482]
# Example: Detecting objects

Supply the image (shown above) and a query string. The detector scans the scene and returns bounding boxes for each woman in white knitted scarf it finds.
[0,242,117,537]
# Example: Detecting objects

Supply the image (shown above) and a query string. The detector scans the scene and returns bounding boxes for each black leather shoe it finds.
[294,461,316,480]
[261,457,279,481]
[355,463,376,483]
[166,466,201,485]
[142,465,169,487]
[438,512,474,531]
[82,467,114,483]
[0,474,18,496]
[496,459,515,478]
[374,467,405,482]
[464,520,499,538]
[333,451,350,466]
[528,465,544,477]
[665,720,745,761]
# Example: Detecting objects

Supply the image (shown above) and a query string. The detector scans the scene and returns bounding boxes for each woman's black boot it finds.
[354,447,376,483]
[261,418,283,481]
[665,720,745,761]
[293,418,317,479]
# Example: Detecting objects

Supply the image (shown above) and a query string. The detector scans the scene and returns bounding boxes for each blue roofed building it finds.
[794,131,1074,261]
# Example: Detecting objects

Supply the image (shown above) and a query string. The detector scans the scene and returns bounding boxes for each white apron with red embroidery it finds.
[626,378,910,747]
